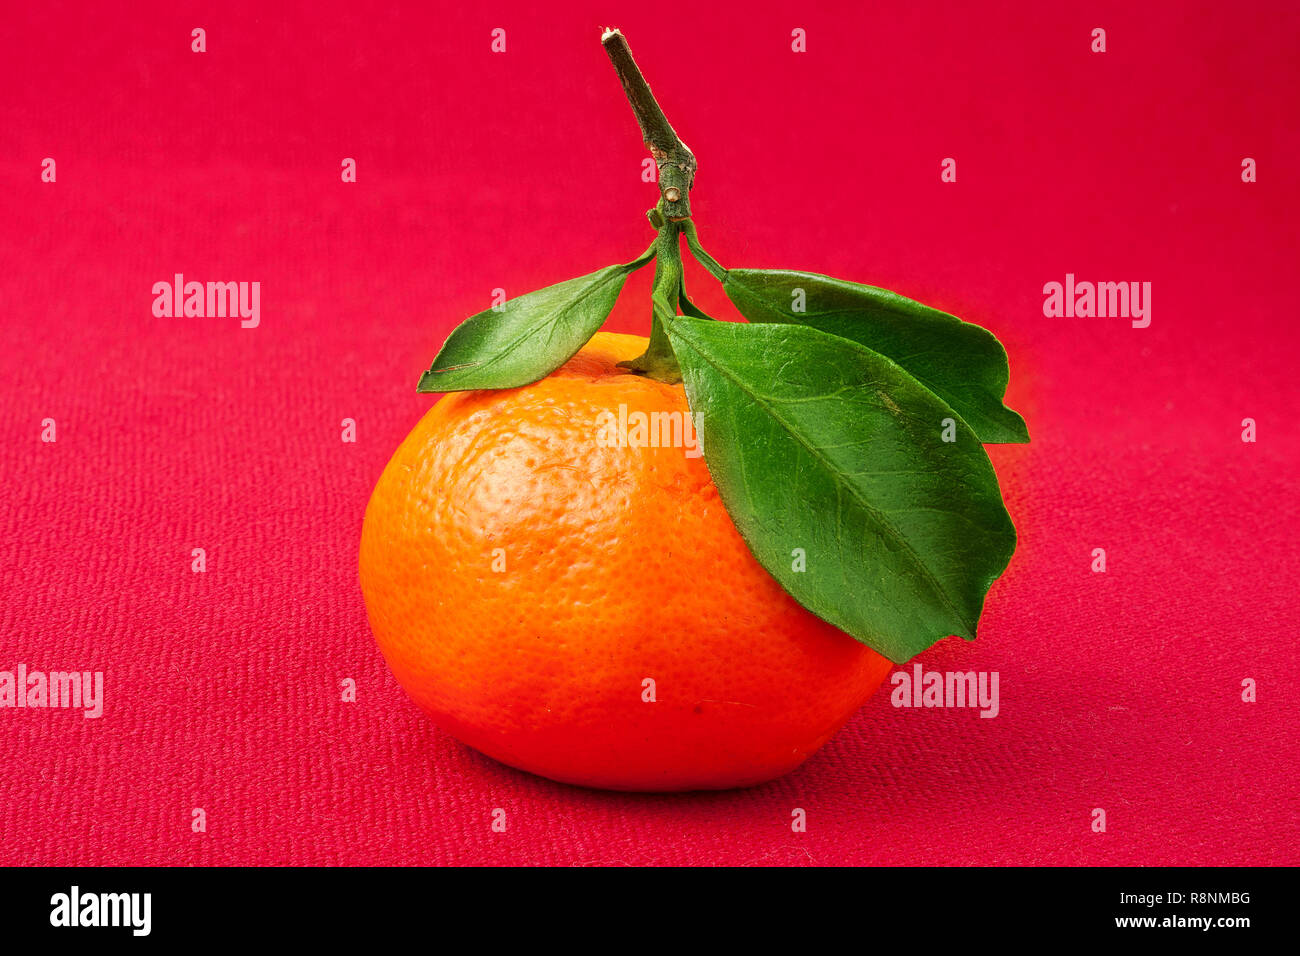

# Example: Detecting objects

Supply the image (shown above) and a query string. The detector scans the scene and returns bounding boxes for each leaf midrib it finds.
[429,266,626,379]
[727,271,1022,407]
[738,300,1013,411]
[672,322,976,635]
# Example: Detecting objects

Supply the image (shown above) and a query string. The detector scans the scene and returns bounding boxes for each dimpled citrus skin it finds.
[359,332,893,791]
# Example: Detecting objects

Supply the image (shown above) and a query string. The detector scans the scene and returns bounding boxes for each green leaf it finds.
[717,269,1029,444]
[679,276,715,321]
[417,245,654,392]
[665,317,1017,663]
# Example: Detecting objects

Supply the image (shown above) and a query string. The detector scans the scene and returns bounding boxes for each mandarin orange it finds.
[359,332,892,791]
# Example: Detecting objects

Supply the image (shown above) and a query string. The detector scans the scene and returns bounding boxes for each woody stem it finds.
[601,28,697,221]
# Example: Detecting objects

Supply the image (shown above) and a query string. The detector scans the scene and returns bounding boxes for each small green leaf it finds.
[417,245,654,392]
[718,269,1030,444]
[679,276,715,321]
[666,317,1017,663]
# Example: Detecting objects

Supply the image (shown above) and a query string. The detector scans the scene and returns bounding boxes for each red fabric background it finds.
[2,1,1296,866]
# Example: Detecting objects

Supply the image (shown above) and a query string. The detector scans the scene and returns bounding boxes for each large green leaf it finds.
[417,245,654,392]
[718,269,1029,444]
[665,317,1016,662]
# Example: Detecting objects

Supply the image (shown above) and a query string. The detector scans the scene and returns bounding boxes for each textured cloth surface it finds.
[1,2,1297,865]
